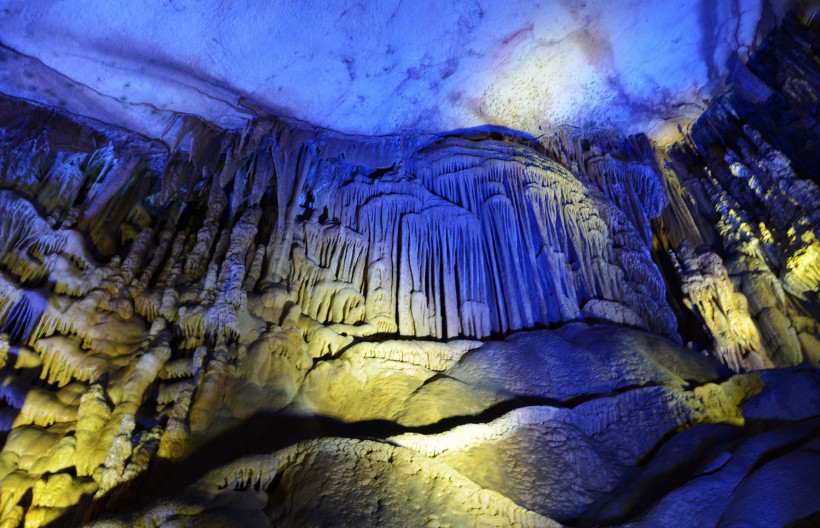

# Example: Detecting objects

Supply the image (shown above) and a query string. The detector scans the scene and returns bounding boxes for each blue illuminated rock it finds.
[0,0,797,144]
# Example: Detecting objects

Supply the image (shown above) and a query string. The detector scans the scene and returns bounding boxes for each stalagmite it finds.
[673,243,774,371]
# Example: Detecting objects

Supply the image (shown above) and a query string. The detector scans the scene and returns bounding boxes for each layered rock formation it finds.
[658,15,820,371]
[0,11,816,528]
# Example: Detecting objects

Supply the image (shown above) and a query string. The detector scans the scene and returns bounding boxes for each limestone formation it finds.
[0,11,815,528]
[661,16,820,370]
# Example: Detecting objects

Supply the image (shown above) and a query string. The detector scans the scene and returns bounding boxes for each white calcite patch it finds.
[0,0,792,142]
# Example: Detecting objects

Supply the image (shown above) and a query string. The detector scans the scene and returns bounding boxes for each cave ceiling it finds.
[0,0,798,143]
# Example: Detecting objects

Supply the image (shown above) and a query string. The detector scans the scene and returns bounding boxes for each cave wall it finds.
[0,93,687,525]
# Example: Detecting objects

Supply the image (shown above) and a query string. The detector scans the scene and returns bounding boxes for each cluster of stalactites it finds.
[3,105,680,343]
[660,35,820,371]
[0,102,694,525]
[680,128,816,369]
[539,127,669,246]
[297,134,677,339]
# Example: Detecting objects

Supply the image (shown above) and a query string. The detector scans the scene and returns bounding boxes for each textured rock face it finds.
[0,11,816,528]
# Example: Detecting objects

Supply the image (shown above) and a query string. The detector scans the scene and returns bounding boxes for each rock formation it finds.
[659,16,820,370]
[0,9,815,528]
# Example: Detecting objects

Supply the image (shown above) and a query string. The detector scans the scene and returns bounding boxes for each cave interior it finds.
[0,1,818,527]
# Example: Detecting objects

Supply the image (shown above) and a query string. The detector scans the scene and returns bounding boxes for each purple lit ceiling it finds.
[0,0,797,142]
